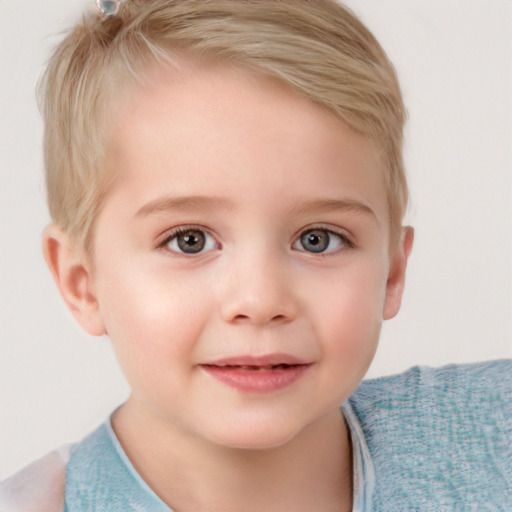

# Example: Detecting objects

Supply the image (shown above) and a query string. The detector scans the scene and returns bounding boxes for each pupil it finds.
[301,229,329,253]
[178,230,205,253]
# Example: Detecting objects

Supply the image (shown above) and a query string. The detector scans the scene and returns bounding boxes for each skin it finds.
[44,64,413,511]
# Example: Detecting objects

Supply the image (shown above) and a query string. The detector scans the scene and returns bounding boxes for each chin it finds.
[214,433,298,452]
[204,416,306,452]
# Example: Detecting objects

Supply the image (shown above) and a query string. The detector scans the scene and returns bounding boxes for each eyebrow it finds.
[135,195,235,218]
[287,198,376,219]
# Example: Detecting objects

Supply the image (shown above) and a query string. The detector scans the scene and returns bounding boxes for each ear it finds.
[42,224,106,336]
[382,226,414,320]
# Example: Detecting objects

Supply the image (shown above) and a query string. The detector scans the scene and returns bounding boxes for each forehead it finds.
[103,63,389,228]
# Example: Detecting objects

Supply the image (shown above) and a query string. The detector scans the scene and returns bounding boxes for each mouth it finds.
[200,355,312,393]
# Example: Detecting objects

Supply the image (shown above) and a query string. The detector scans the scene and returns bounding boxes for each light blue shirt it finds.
[348,359,512,510]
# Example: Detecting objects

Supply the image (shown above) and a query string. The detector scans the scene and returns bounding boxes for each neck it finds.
[113,400,353,512]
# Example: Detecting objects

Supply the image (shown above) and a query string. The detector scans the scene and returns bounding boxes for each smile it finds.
[200,355,312,393]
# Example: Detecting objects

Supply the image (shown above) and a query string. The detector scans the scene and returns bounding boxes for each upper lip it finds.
[202,353,309,367]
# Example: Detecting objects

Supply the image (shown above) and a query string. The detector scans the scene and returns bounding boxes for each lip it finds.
[200,353,312,393]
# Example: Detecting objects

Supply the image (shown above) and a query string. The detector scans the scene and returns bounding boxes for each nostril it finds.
[231,313,287,324]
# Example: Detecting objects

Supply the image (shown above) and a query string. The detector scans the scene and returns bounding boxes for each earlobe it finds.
[382,226,414,320]
[42,225,106,336]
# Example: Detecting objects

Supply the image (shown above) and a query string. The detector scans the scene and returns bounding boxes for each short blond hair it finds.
[39,0,408,249]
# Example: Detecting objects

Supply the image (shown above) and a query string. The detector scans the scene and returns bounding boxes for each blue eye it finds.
[164,228,219,255]
[294,228,351,254]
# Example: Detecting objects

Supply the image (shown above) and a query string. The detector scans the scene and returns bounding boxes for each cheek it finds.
[94,259,212,372]
[308,261,387,357]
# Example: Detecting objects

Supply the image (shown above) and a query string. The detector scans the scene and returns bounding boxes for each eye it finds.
[293,228,352,254]
[163,228,219,255]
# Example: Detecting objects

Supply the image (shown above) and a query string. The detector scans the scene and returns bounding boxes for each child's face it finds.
[79,65,409,449]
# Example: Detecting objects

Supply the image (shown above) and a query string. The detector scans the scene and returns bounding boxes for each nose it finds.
[219,250,298,326]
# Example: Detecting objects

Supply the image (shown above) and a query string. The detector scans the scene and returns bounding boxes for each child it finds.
[1,0,510,510]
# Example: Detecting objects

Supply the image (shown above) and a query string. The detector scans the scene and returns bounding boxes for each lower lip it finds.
[201,364,311,393]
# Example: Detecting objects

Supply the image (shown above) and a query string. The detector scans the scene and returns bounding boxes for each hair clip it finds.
[95,0,124,19]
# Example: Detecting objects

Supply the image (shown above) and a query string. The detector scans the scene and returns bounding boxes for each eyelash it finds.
[158,225,354,256]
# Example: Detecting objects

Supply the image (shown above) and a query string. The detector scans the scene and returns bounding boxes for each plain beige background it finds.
[1,0,511,479]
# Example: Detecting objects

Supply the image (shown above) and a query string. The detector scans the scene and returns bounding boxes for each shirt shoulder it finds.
[352,359,512,417]
[0,446,70,512]
[349,359,512,510]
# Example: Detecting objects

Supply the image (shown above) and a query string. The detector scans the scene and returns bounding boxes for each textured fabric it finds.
[343,402,375,511]
[0,445,70,512]
[64,422,170,511]
[348,359,512,510]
